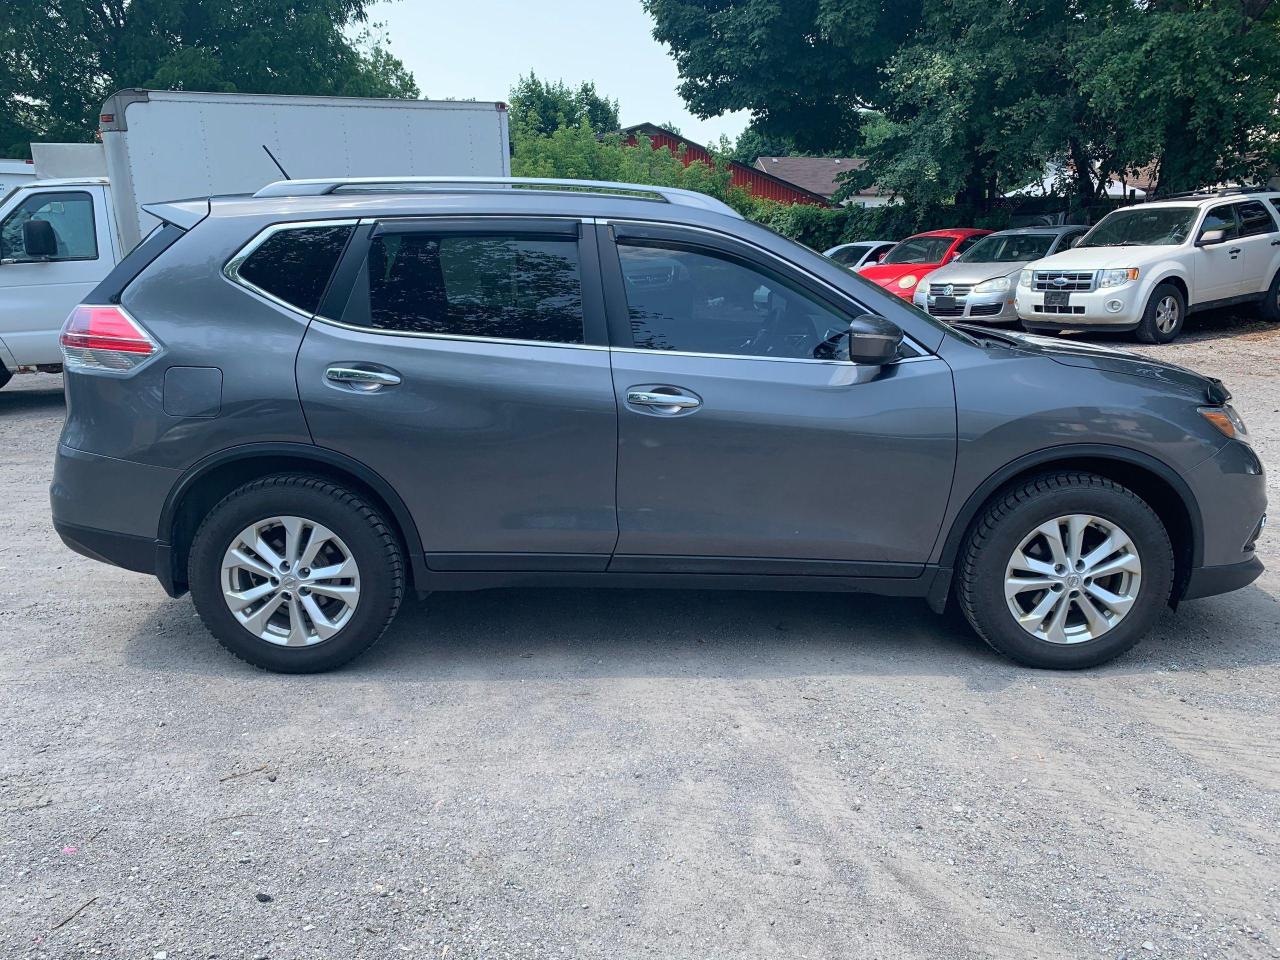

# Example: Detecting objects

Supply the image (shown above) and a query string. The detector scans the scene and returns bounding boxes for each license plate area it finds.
[933,295,956,310]
[1045,290,1072,308]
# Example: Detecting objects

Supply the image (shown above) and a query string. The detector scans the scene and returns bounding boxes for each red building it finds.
[620,123,830,207]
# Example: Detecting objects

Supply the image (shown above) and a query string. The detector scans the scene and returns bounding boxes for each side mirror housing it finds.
[1196,228,1227,247]
[847,313,903,365]
[21,219,58,259]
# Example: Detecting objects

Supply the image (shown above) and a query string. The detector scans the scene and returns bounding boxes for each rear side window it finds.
[1236,200,1276,237]
[355,233,584,344]
[232,224,354,314]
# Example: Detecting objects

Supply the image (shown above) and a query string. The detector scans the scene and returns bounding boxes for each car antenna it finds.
[262,145,291,180]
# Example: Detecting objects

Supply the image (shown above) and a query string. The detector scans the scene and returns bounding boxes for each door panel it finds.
[297,219,618,568]
[1232,200,1280,298]
[1192,204,1242,304]
[598,222,957,571]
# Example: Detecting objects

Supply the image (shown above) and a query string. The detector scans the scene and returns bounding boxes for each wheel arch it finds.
[937,444,1203,603]
[159,443,427,595]
[1149,270,1190,305]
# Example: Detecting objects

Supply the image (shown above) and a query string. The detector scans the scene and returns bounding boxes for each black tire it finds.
[1134,282,1185,344]
[957,472,1173,669]
[1257,270,1280,323]
[188,475,405,673]
[0,365,11,390]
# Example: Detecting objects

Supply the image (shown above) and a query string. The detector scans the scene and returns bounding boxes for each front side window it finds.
[0,191,97,261]
[361,233,584,344]
[234,224,354,314]
[957,233,1055,263]
[1078,207,1198,247]
[1236,200,1276,237]
[828,246,864,266]
[1198,206,1239,241]
[882,236,954,265]
[617,242,852,360]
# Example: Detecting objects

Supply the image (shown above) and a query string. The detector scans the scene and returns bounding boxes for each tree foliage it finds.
[645,0,1280,207]
[0,0,419,156]
[507,72,620,142]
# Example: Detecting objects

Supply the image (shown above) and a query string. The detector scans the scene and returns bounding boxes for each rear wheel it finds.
[188,475,405,673]
[0,365,11,390]
[1134,283,1185,343]
[957,472,1173,669]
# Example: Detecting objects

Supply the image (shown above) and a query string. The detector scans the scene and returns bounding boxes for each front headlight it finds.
[897,274,918,290]
[1099,268,1140,288]
[1199,404,1249,442]
[973,276,1012,295]
[1018,269,1032,289]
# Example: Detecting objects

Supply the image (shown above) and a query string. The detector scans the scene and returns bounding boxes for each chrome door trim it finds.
[310,314,610,352]
[608,345,938,366]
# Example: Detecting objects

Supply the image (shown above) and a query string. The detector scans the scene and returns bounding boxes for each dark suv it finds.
[51,177,1266,672]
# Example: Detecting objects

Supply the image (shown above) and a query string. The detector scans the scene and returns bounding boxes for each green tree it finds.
[727,124,799,166]
[0,0,418,156]
[507,72,620,142]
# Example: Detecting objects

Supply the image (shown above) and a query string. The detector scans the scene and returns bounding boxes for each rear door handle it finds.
[325,365,401,390]
[627,390,701,409]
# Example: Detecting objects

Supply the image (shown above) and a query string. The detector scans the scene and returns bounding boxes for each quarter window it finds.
[358,233,584,344]
[1236,200,1276,237]
[234,224,354,314]
[617,242,852,360]
[0,191,97,261]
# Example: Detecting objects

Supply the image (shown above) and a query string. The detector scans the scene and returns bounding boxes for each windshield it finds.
[1078,207,1196,247]
[957,233,1055,263]
[883,236,953,265]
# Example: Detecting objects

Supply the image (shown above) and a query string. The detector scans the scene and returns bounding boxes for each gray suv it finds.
[51,177,1266,673]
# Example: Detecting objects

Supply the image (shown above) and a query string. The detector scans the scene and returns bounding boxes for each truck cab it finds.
[0,178,119,375]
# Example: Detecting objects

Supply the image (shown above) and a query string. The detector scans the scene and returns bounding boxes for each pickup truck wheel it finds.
[1134,283,1185,343]
[1258,270,1280,323]
[957,472,1173,669]
[188,475,405,673]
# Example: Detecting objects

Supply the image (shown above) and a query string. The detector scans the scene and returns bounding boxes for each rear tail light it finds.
[60,304,159,372]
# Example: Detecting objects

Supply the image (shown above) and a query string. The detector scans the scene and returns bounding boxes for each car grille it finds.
[969,302,1003,317]
[1033,270,1095,292]
[928,283,973,297]
[1033,304,1086,315]
[928,304,965,317]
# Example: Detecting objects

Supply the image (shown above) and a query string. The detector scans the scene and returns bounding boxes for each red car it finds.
[858,228,992,300]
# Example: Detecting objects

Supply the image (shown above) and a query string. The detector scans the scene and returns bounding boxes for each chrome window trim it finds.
[223,219,360,316]
[311,314,608,352]
[609,346,937,366]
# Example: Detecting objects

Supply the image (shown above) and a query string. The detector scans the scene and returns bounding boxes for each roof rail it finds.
[252,176,744,218]
[1158,185,1269,201]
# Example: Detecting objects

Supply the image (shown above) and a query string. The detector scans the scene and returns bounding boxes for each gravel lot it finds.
[2,313,1278,960]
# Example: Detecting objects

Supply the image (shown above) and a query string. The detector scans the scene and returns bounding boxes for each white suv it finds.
[1015,190,1280,342]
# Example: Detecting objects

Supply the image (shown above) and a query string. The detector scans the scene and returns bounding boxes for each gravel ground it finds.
[1,312,1278,960]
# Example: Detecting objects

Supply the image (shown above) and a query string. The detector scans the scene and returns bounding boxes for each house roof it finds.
[754,156,883,199]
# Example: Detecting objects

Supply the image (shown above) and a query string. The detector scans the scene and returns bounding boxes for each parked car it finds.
[1016,190,1280,342]
[914,226,1088,323]
[858,228,991,299]
[52,177,1265,673]
[823,240,896,270]
[0,89,511,391]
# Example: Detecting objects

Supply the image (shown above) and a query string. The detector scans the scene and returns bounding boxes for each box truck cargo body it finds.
[0,90,510,381]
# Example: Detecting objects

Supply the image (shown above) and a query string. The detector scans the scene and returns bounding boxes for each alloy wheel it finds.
[1154,295,1180,334]
[1003,514,1142,645]
[220,516,361,646]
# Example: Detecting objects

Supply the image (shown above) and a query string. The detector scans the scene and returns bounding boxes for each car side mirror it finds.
[21,219,58,259]
[1196,228,1227,247]
[847,313,903,365]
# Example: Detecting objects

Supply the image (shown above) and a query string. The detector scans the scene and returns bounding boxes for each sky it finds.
[363,0,750,146]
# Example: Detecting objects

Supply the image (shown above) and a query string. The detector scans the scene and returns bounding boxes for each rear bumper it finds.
[54,519,183,597]
[1182,555,1264,600]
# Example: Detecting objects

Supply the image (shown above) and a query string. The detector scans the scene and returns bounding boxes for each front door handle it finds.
[325,365,401,390]
[627,390,701,410]
[1271,239,1280,246]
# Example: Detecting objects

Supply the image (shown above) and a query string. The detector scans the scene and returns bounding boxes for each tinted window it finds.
[1198,206,1238,241]
[0,190,97,260]
[883,236,953,265]
[236,225,353,314]
[362,233,583,343]
[1236,200,1276,237]
[618,242,851,360]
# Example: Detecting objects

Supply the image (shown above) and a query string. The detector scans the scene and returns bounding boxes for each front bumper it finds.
[1180,439,1267,600]
[1183,555,1264,600]
[915,290,1019,323]
[1016,285,1143,328]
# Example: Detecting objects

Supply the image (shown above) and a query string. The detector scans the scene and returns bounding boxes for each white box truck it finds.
[0,89,511,386]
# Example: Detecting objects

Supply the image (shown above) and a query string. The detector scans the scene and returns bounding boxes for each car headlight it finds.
[1018,269,1032,289]
[973,276,1012,295]
[1199,404,1249,442]
[897,274,918,289]
[1099,268,1139,288]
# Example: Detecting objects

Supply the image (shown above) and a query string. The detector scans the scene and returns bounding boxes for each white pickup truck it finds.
[0,89,512,388]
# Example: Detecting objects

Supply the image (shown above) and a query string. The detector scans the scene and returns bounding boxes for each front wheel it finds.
[1134,283,1185,343]
[0,365,11,390]
[957,472,1173,669]
[188,475,405,673]
[1257,270,1280,323]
